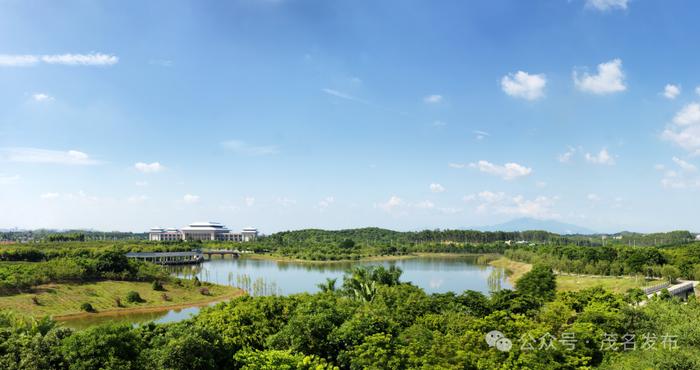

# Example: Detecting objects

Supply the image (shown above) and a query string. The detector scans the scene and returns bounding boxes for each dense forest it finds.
[0,265,698,369]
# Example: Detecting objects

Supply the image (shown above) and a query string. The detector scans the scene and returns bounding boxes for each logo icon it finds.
[485,330,512,352]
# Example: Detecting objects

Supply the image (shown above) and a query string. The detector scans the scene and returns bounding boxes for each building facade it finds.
[149,222,258,242]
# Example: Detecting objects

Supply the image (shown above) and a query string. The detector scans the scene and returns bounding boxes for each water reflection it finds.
[60,255,510,329]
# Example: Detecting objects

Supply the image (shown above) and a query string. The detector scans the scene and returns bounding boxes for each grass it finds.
[488,257,533,283]
[556,274,661,293]
[0,280,243,319]
[488,256,662,293]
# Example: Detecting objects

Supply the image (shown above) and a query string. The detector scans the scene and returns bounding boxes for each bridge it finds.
[201,249,241,259]
[644,281,696,300]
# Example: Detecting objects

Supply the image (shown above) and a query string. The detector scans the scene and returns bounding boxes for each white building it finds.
[149,222,258,242]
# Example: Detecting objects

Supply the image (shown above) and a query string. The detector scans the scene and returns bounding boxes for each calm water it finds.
[61,255,510,329]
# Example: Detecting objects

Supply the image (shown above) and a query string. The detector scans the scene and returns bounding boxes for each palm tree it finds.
[317,278,337,293]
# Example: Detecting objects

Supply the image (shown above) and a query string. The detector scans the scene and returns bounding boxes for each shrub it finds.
[199,287,210,296]
[161,293,171,301]
[31,296,40,305]
[115,297,123,307]
[193,277,201,287]
[152,280,164,291]
[126,291,143,303]
[80,302,95,312]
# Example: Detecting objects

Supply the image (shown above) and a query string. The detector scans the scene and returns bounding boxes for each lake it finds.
[61,254,510,329]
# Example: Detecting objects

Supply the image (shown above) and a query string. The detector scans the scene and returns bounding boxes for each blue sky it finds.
[1,0,699,233]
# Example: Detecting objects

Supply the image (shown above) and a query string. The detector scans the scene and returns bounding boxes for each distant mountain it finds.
[476,218,597,235]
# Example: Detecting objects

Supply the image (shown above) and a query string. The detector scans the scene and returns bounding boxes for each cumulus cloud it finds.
[0,53,118,67]
[134,162,164,173]
[469,160,532,180]
[672,156,697,172]
[584,148,616,165]
[448,163,467,169]
[574,59,626,94]
[318,196,334,209]
[1,147,99,165]
[377,195,405,213]
[32,93,54,102]
[660,157,700,189]
[245,196,255,207]
[40,192,60,199]
[587,193,601,202]
[585,0,628,11]
[414,200,435,209]
[663,103,700,155]
[663,84,681,99]
[429,183,445,193]
[221,140,279,156]
[465,190,559,219]
[558,147,577,163]
[423,94,443,104]
[673,103,700,126]
[183,194,200,204]
[501,71,546,100]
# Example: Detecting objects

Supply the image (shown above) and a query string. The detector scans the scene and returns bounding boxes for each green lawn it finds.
[556,274,661,293]
[0,280,243,318]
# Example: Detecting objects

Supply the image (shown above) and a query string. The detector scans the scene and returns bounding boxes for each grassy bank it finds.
[488,256,660,293]
[0,280,243,319]
[488,256,533,283]
[556,274,660,293]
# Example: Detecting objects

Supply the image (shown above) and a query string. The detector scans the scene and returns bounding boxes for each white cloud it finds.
[501,71,546,100]
[183,194,200,204]
[245,196,255,207]
[321,88,368,104]
[558,147,577,163]
[377,196,405,213]
[32,93,54,102]
[40,192,60,199]
[134,162,165,173]
[432,120,447,127]
[573,59,626,94]
[276,197,297,207]
[127,195,149,204]
[414,200,435,209]
[0,53,118,67]
[696,86,700,96]
[135,181,149,187]
[318,196,335,209]
[584,148,616,165]
[221,140,279,156]
[448,163,467,169]
[40,53,118,66]
[467,190,559,219]
[0,174,20,185]
[672,156,697,172]
[587,193,601,202]
[423,94,443,104]
[673,103,700,126]
[429,183,445,193]
[0,55,39,67]
[662,103,700,155]
[474,130,490,140]
[469,160,532,180]
[536,181,547,188]
[663,84,681,99]
[586,0,628,11]
[1,148,99,165]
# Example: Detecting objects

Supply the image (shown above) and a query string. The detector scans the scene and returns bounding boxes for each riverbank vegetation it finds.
[0,265,698,369]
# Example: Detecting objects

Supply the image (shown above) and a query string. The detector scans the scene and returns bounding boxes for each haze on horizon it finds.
[1,0,700,234]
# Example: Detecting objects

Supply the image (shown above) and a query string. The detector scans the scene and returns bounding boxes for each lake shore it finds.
[242,251,500,264]
[0,280,244,320]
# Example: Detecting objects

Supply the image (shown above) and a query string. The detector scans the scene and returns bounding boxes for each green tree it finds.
[516,264,557,301]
